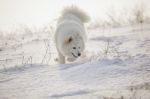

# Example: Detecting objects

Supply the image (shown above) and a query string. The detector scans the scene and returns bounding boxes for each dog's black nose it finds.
[78,53,81,56]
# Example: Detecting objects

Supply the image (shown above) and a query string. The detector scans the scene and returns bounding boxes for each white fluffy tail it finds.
[62,6,90,23]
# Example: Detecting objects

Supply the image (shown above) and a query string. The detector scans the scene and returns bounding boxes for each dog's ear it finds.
[68,37,72,42]
[66,36,72,44]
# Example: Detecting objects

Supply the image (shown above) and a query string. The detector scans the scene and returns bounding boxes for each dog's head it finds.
[62,34,85,59]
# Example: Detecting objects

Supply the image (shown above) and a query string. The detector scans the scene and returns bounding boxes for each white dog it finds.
[55,6,90,64]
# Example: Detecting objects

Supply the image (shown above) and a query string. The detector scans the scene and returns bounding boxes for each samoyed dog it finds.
[55,6,90,64]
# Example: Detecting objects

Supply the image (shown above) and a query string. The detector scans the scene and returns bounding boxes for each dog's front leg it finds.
[58,52,65,64]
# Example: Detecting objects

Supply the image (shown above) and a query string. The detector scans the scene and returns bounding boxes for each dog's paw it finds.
[55,58,65,64]
[54,58,58,62]
[67,57,76,62]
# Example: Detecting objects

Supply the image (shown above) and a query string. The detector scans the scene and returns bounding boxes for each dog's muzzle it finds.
[71,52,81,58]
[71,53,78,58]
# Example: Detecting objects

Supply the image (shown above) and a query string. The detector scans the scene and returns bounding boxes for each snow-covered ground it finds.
[0,23,150,99]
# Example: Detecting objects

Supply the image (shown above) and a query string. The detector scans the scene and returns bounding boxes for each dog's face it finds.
[62,34,85,59]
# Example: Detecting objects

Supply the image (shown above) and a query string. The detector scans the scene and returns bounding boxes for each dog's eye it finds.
[73,47,76,49]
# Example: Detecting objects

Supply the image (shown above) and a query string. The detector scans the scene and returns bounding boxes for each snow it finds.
[0,23,150,99]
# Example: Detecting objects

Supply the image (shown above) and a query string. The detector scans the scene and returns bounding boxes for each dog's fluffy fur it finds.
[55,6,90,64]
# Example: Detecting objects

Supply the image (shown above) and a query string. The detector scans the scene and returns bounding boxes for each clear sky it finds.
[0,0,149,32]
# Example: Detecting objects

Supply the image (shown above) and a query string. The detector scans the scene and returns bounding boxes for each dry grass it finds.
[102,83,150,99]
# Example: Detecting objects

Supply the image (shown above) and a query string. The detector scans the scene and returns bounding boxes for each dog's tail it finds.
[62,6,90,23]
